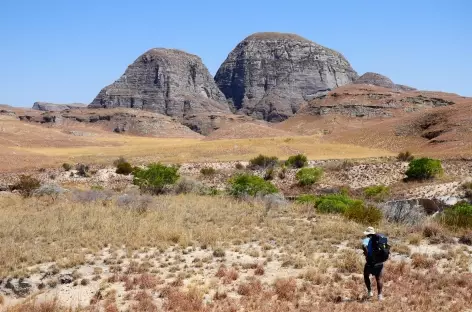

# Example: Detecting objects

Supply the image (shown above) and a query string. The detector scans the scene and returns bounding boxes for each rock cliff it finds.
[214,32,358,121]
[33,102,87,111]
[89,48,230,120]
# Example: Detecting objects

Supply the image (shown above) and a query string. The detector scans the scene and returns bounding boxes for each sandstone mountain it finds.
[32,102,87,112]
[89,48,231,120]
[354,72,416,91]
[214,32,358,122]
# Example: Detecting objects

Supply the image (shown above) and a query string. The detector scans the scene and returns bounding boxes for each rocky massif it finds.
[89,48,231,121]
[32,102,87,112]
[214,32,358,121]
[353,72,416,91]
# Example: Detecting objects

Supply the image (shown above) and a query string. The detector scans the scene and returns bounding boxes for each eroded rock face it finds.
[354,72,416,91]
[214,32,358,121]
[90,48,230,119]
[32,102,87,112]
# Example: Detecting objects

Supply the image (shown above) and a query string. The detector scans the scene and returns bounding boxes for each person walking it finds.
[362,226,386,301]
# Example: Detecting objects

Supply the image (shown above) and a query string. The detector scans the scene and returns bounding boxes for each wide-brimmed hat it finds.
[363,226,376,236]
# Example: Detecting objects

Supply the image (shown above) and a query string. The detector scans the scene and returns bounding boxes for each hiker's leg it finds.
[363,264,371,292]
[375,266,384,295]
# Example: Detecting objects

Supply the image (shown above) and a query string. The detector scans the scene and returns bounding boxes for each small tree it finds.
[12,175,41,197]
[405,158,443,180]
[285,154,308,168]
[296,167,323,186]
[228,174,278,197]
[133,163,179,195]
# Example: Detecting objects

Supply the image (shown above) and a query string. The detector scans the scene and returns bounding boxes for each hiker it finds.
[362,226,389,301]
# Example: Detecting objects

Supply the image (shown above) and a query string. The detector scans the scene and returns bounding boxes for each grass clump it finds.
[441,202,472,229]
[228,174,278,197]
[296,167,323,186]
[405,158,443,180]
[12,175,41,198]
[363,185,390,202]
[133,163,179,195]
[285,154,308,168]
[248,154,278,170]
[263,167,275,181]
[200,167,217,176]
[344,201,382,225]
[397,151,414,161]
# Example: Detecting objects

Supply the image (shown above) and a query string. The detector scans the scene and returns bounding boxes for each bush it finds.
[441,202,472,228]
[296,194,317,205]
[133,163,180,195]
[75,163,90,177]
[200,167,217,176]
[228,174,278,197]
[296,167,323,186]
[405,158,443,180]
[397,151,414,161]
[116,162,133,175]
[235,162,245,170]
[315,194,357,214]
[363,185,390,202]
[285,154,308,168]
[344,201,383,225]
[34,184,65,201]
[248,155,278,170]
[264,168,275,181]
[62,163,72,171]
[116,194,153,214]
[278,166,287,180]
[12,175,41,197]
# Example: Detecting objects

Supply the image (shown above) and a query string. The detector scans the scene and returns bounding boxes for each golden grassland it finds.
[1,193,471,312]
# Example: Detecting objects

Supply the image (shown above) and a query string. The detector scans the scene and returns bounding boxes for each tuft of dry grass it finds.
[411,253,436,269]
[336,249,363,273]
[274,278,297,301]
[238,279,263,296]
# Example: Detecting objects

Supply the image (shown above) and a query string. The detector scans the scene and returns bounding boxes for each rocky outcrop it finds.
[90,48,230,120]
[354,72,416,91]
[32,102,87,111]
[214,32,358,122]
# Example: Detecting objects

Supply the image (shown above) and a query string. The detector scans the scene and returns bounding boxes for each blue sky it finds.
[1,0,470,107]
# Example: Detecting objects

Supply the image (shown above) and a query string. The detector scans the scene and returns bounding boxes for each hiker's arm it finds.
[362,245,367,257]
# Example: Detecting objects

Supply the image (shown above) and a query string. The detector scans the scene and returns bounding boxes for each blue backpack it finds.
[371,234,390,263]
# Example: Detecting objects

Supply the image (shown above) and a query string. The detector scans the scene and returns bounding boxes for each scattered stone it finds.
[59,274,74,284]
[4,278,32,297]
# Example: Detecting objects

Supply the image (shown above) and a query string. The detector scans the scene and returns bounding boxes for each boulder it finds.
[90,48,231,121]
[214,32,358,121]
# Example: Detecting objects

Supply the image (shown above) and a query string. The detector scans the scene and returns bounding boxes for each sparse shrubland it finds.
[228,173,278,197]
[133,163,179,194]
[405,158,443,180]
[295,167,323,186]
[285,154,308,168]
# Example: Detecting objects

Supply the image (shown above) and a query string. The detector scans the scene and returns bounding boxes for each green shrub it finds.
[248,155,279,170]
[200,167,217,176]
[285,154,308,168]
[12,175,41,197]
[133,163,180,195]
[62,163,72,171]
[296,167,323,186]
[405,158,443,180]
[296,194,317,205]
[441,202,472,228]
[344,201,383,225]
[363,185,390,202]
[228,174,278,197]
[116,162,133,175]
[315,194,356,214]
[397,151,414,162]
